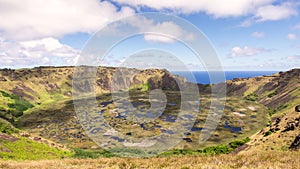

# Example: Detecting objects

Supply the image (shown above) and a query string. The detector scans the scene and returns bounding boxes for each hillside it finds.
[0,66,182,122]
[0,66,299,160]
[0,66,199,157]
[222,69,300,151]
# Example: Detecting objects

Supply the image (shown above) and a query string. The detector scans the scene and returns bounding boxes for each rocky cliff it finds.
[0,66,185,120]
[220,69,300,152]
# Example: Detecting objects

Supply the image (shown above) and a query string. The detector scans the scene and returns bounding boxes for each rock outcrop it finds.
[295,105,300,112]
[289,134,300,150]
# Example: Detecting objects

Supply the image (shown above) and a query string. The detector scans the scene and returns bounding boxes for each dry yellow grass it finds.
[0,150,299,169]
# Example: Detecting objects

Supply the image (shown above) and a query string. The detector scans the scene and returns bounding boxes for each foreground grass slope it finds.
[0,150,299,169]
[0,121,72,160]
[0,135,73,160]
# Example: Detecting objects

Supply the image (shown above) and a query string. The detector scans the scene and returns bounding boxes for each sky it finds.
[0,0,300,71]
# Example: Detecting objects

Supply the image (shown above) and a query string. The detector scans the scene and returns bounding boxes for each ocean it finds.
[171,71,279,84]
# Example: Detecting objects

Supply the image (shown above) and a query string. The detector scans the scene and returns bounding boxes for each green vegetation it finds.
[0,121,18,134]
[0,90,33,119]
[129,83,150,92]
[160,137,250,156]
[276,104,289,111]
[268,108,276,116]
[0,137,73,160]
[72,149,116,158]
[264,130,273,137]
[268,104,289,116]
[244,93,258,102]
[71,138,251,158]
[267,91,277,98]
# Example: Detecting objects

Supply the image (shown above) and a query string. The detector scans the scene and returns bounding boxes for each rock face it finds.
[295,105,300,112]
[289,134,300,150]
[222,69,300,152]
[283,118,300,132]
[225,69,300,110]
[0,66,186,102]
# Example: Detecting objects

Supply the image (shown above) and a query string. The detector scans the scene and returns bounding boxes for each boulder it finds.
[289,134,300,150]
[183,137,192,142]
[295,105,300,112]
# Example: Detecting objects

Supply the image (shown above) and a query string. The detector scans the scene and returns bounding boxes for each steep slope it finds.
[0,66,183,122]
[223,69,300,152]
[0,118,72,160]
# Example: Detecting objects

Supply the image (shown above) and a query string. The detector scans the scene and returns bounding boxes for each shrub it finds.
[264,130,273,136]
[72,148,115,158]
[160,137,251,156]
[245,93,258,102]
[0,90,33,118]
[268,108,276,116]
[0,121,18,134]
[267,91,277,98]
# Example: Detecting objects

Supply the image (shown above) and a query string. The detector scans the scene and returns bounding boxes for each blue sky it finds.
[0,0,299,70]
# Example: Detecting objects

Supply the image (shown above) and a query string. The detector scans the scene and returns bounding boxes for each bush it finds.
[0,121,18,134]
[229,137,250,148]
[245,93,258,101]
[160,137,251,156]
[264,130,273,136]
[202,144,229,155]
[268,108,276,116]
[268,104,289,116]
[10,110,23,118]
[72,148,115,158]
[1,90,33,118]
[267,91,277,98]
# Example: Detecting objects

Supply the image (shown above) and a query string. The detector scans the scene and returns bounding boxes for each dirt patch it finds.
[10,87,34,100]
[0,133,19,142]
[230,144,249,154]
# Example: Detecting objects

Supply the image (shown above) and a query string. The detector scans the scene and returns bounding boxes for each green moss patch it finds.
[0,137,73,160]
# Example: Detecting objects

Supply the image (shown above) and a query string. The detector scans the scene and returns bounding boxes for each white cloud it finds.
[102,15,195,43]
[112,0,273,17]
[112,1,298,27]
[251,32,265,38]
[254,2,298,22]
[240,2,298,26]
[0,0,135,40]
[141,21,195,43]
[231,46,267,57]
[287,33,297,40]
[0,37,79,67]
[144,34,175,43]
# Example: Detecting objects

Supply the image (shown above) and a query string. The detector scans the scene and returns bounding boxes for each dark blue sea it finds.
[171,71,279,84]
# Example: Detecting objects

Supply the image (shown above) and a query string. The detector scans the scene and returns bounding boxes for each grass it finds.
[0,150,299,169]
[267,91,277,98]
[244,93,258,102]
[72,148,116,158]
[129,83,150,92]
[0,136,250,160]
[268,103,290,116]
[0,137,73,160]
[0,121,18,134]
[0,90,33,119]
[160,137,250,156]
